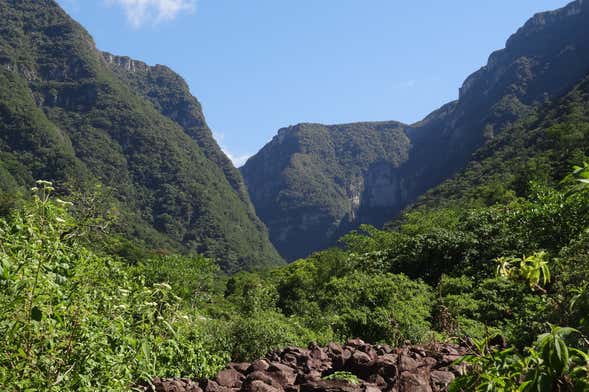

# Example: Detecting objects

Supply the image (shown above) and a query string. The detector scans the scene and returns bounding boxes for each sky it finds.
[57,0,571,166]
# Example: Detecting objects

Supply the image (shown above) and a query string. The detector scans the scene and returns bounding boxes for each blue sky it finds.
[57,0,570,166]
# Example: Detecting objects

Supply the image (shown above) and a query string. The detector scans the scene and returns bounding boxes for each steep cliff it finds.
[411,71,589,212]
[0,0,282,272]
[242,0,589,261]
[241,121,411,261]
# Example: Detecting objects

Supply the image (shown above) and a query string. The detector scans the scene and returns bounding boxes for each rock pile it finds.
[141,339,469,392]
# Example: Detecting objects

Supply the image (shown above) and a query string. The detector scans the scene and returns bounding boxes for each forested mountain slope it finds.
[0,0,282,272]
[242,0,589,261]
[241,121,411,261]
[410,72,589,212]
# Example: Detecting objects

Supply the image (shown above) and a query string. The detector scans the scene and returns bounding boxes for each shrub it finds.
[323,272,433,345]
[0,182,227,390]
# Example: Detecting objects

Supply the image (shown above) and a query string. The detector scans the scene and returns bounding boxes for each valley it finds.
[0,1,588,391]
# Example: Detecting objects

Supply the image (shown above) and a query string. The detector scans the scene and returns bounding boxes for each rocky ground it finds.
[140,339,469,392]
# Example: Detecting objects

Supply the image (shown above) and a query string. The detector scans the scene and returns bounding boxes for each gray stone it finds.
[216,368,244,388]
[430,370,455,391]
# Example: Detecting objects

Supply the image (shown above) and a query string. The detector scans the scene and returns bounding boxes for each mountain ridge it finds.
[242,0,589,261]
[0,0,283,272]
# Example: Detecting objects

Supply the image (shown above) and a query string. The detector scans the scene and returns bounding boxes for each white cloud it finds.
[225,151,251,167]
[214,133,251,167]
[107,0,196,27]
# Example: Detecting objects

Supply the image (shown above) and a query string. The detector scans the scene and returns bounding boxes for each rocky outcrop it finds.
[140,340,469,392]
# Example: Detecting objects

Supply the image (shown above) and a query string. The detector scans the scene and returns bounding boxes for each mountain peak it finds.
[459,0,588,100]
[243,0,589,261]
[0,0,283,272]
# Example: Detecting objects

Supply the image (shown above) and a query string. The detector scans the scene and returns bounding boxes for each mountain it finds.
[409,71,589,213]
[0,0,282,272]
[242,0,589,261]
[241,121,411,261]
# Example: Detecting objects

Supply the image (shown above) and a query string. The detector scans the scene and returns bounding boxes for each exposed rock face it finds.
[242,0,589,261]
[141,340,469,392]
[241,121,411,261]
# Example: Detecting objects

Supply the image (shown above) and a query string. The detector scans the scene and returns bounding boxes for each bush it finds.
[323,272,433,345]
[138,253,221,305]
[0,182,227,390]
[228,310,319,361]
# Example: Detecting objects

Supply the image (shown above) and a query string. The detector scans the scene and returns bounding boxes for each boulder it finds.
[363,384,381,392]
[345,339,365,348]
[331,348,352,370]
[399,355,419,372]
[216,368,245,388]
[366,374,387,389]
[283,353,299,367]
[399,370,432,392]
[375,344,392,355]
[244,380,285,392]
[374,353,397,377]
[422,357,437,368]
[246,371,280,388]
[326,342,343,357]
[349,350,373,367]
[295,370,322,385]
[199,379,235,392]
[300,380,361,392]
[267,362,297,386]
[230,362,252,373]
[430,370,455,391]
[248,360,271,374]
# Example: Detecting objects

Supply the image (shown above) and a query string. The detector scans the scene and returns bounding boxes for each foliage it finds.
[226,310,319,361]
[451,327,589,392]
[448,191,589,391]
[0,182,227,390]
[138,254,221,306]
[496,252,551,291]
[435,275,548,345]
[221,272,327,361]
[323,272,433,345]
[323,371,360,385]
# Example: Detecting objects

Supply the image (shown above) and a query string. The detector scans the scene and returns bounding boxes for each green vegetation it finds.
[0,182,227,390]
[449,327,589,391]
[323,371,360,385]
[4,162,589,389]
[1,1,589,390]
[2,72,589,391]
[241,121,411,261]
[0,0,282,273]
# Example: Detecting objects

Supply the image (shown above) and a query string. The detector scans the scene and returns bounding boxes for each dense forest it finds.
[1,0,589,391]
